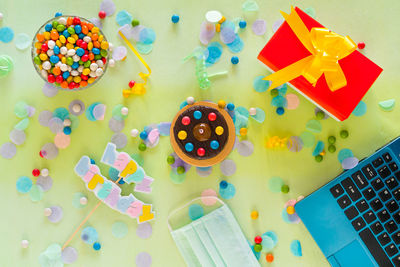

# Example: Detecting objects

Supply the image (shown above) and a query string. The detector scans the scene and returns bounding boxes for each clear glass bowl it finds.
[31,15,110,91]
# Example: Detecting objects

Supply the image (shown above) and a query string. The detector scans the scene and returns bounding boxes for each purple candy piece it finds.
[48,206,63,223]
[199,22,215,45]
[342,157,359,170]
[252,19,267,35]
[220,27,236,44]
[100,0,116,16]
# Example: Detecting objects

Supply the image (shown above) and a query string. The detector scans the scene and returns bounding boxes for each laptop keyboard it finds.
[330,151,400,267]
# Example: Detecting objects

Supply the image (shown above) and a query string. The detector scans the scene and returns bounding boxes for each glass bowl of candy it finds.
[31,16,110,91]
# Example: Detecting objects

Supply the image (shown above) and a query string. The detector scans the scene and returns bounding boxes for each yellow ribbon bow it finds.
[263,7,357,92]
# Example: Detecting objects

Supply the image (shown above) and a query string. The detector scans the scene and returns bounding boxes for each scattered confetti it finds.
[36,175,53,192]
[300,131,315,147]
[272,19,284,32]
[0,142,16,159]
[306,119,322,133]
[338,148,354,163]
[136,222,152,239]
[72,192,87,209]
[379,99,395,111]
[112,221,128,238]
[286,94,300,110]
[136,252,152,267]
[81,226,98,244]
[61,246,78,264]
[196,166,213,177]
[100,0,116,16]
[290,240,302,257]
[188,204,204,220]
[237,140,254,156]
[252,19,267,35]
[110,133,128,149]
[220,159,237,176]
[219,182,236,199]
[342,157,359,170]
[16,176,32,193]
[201,189,217,206]
[116,10,133,26]
[352,101,367,116]
[48,206,63,223]
[0,26,14,43]
[29,184,43,202]
[9,129,26,145]
[268,177,284,192]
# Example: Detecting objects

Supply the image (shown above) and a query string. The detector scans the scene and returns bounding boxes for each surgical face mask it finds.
[168,197,260,267]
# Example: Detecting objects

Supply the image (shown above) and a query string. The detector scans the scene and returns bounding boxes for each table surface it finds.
[1,0,400,266]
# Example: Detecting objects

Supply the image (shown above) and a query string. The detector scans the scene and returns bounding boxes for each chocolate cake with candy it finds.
[170,101,235,167]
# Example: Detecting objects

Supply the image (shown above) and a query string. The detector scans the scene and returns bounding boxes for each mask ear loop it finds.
[167,196,225,232]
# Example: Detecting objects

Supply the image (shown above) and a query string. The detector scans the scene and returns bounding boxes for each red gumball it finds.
[32,169,40,177]
[197,148,205,157]
[41,43,49,52]
[81,74,88,81]
[128,80,136,88]
[254,236,262,244]
[208,112,217,121]
[47,74,55,83]
[98,11,106,19]
[101,57,107,64]
[80,41,88,50]
[81,54,89,62]
[76,39,83,47]
[55,75,63,84]
[73,17,81,25]
[68,82,76,89]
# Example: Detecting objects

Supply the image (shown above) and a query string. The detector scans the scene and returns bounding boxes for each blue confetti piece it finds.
[108,167,120,181]
[115,10,133,26]
[0,27,14,43]
[338,148,354,163]
[188,204,204,220]
[219,183,236,199]
[250,108,265,123]
[16,176,32,193]
[226,35,244,53]
[136,42,153,54]
[352,101,367,117]
[85,103,100,121]
[221,20,235,30]
[261,235,275,251]
[235,106,249,118]
[139,28,156,44]
[262,231,278,246]
[53,107,69,121]
[206,42,223,65]
[81,226,98,244]
[290,240,302,257]
[312,141,325,156]
[253,76,270,92]
[157,122,171,136]
[277,83,288,96]
[271,95,288,108]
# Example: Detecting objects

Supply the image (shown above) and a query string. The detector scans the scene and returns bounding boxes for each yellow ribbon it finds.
[263,7,356,92]
[118,31,152,98]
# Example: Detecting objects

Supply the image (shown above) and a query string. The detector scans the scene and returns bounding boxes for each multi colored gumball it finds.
[32,16,110,90]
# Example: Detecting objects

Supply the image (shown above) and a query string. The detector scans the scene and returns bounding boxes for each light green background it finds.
[1,0,400,266]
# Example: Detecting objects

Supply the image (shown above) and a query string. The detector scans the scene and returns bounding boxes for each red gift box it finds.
[258,7,383,121]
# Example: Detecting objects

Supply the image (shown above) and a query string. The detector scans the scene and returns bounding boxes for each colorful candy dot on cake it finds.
[251,210,259,220]
[218,100,226,108]
[208,112,217,121]
[239,20,247,28]
[181,116,191,125]
[193,110,202,119]
[215,126,224,135]
[130,129,139,137]
[226,103,235,111]
[171,14,180,23]
[185,143,194,152]
[186,96,195,105]
[254,236,262,244]
[197,148,205,157]
[231,56,239,65]
[32,169,40,177]
[178,130,187,140]
[210,140,219,150]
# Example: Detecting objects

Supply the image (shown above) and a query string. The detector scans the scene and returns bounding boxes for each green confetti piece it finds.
[379,99,395,111]
[268,177,284,193]
[242,0,259,11]
[29,184,43,202]
[14,101,28,118]
[300,131,315,147]
[306,119,322,133]
[112,221,128,238]
[112,104,127,121]
[14,118,29,130]
[136,42,153,55]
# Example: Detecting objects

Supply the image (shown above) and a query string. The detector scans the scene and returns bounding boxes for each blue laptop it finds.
[296,137,400,267]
